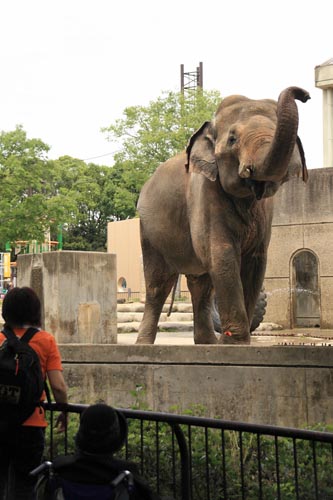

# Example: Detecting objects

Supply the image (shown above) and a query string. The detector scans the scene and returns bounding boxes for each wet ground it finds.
[117,328,333,346]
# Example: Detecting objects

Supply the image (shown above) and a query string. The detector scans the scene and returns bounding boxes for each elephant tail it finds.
[167,277,179,317]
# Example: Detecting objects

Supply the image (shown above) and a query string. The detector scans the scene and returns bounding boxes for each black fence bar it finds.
[274,435,281,500]
[42,403,333,500]
[312,440,319,500]
[257,433,263,500]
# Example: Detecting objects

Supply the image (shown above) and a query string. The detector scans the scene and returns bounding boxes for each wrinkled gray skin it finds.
[136,87,310,345]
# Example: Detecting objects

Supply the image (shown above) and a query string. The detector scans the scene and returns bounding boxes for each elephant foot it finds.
[218,330,251,345]
[135,334,156,345]
[194,332,218,344]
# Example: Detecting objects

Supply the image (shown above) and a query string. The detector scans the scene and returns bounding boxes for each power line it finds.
[81,150,119,161]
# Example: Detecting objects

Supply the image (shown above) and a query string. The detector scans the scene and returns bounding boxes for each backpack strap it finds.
[20,327,40,343]
[2,325,52,404]
[21,327,52,404]
[2,325,18,341]
[2,325,39,343]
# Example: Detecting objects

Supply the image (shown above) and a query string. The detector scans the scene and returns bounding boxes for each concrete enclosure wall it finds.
[17,251,117,344]
[265,168,333,328]
[60,344,333,428]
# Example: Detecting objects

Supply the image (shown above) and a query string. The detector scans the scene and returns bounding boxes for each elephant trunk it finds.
[252,87,310,182]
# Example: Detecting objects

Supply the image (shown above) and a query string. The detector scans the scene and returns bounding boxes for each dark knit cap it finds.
[75,404,128,455]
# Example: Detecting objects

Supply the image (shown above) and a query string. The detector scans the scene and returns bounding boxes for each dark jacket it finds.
[51,451,160,500]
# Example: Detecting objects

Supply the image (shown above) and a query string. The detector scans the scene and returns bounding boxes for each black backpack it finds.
[0,326,45,428]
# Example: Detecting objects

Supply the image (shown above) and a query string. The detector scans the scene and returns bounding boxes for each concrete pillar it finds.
[322,88,333,167]
[315,58,333,168]
[17,251,117,344]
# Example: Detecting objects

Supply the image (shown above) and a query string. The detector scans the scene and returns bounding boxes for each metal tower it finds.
[180,62,203,95]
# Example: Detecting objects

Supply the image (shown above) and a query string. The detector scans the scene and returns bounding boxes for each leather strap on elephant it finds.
[167,278,178,317]
[296,136,309,182]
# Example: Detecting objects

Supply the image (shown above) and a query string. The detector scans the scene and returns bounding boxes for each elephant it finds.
[211,288,267,335]
[136,87,310,345]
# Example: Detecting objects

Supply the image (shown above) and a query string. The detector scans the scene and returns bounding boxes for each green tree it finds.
[0,90,223,252]
[55,157,119,251]
[0,126,76,249]
[102,89,222,212]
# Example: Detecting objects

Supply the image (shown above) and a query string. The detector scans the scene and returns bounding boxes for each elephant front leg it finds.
[186,274,217,344]
[215,285,251,344]
[216,290,251,345]
[212,250,251,345]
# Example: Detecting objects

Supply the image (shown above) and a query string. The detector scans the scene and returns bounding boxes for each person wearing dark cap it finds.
[75,402,128,456]
[47,403,161,499]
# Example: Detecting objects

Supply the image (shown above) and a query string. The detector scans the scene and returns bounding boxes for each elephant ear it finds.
[185,121,218,181]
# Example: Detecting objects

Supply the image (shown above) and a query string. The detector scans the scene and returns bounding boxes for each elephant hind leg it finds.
[136,241,178,344]
[136,273,177,344]
[186,274,217,344]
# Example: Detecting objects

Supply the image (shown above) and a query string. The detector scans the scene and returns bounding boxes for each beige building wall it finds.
[107,217,188,299]
[107,218,141,294]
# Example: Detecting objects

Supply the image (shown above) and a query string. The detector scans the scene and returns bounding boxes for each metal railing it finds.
[44,403,333,500]
[117,290,141,302]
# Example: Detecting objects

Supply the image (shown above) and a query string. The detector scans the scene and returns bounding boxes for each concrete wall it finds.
[60,344,333,428]
[265,168,333,328]
[17,251,117,344]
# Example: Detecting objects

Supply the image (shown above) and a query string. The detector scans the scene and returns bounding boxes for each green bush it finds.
[43,390,333,500]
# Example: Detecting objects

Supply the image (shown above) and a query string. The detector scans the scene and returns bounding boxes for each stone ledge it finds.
[59,344,333,367]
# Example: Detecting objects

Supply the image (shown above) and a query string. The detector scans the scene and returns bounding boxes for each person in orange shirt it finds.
[0,286,68,500]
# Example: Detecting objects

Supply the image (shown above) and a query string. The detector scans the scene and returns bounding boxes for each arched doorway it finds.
[292,250,321,327]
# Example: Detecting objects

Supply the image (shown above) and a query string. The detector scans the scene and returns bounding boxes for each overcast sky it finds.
[0,0,331,169]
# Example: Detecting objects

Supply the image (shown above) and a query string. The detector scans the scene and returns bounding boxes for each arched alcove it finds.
[291,250,321,327]
[117,276,127,292]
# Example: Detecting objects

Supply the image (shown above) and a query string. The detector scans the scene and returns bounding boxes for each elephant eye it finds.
[227,133,237,147]
[204,133,215,146]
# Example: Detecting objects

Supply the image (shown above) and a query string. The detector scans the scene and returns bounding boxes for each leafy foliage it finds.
[102,89,222,179]
[54,156,117,251]
[0,127,79,250]
[0,90,223,251]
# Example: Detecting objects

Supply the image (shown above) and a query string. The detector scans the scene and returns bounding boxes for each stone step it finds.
[116,301,279,334]
[117,302,194,313]
[117,301,194,333]
[117,321,194,333]
[117,311,193,323]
